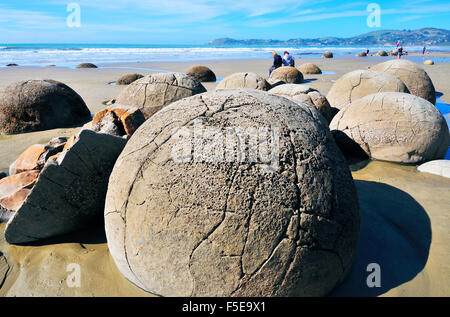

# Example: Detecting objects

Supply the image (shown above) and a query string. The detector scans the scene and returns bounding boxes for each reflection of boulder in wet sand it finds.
[268,66,303,85]
[87,105,146,137]
[76,63,98,69]
[268,84,334,123]
[330,92,449,164]
[0,80,91,135]
[115,73,206,119]
[322,51,333,58]
[331,180,431,297]
[5,130,127,244]
[105,89,360,297]
[418,160,450,178]
[116,74,144,85]
[298,63,322,74]
[370,59,436,104]
[216,72,271,91]
[186,65,216,82]
[327,70,409,110]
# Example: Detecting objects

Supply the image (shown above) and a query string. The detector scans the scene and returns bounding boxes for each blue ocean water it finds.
[1,43,450,68]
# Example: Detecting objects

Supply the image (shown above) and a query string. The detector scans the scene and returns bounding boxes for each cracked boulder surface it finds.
[4,129,127,244]
[269,84,335,124]
[330,92,449,164]
[216,72,271,91]
[326,70,409,110]
[0,80,91,135]
[268,67,304,85]
[186,65,216,83]
[105,89,361,297]
[370,59,436,105]
[115,72,207,119]
[298,63,322,75]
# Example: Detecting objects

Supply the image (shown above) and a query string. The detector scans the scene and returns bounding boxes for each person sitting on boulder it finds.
[269,52,283,76]
[282,51,295,67]
[398,46,404,59]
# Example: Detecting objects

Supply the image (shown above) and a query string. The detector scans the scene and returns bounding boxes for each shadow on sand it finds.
[331,180,431,297]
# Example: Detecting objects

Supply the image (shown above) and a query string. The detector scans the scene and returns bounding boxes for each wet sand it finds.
[0,57,449,297]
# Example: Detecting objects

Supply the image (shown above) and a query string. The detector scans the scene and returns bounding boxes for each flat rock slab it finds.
[5,130,127,244]
[418,160,450,178]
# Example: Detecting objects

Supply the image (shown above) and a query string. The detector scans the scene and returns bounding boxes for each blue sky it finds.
[0,0,449,44]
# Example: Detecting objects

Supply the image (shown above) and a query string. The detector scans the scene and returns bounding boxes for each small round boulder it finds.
[76,63,98,69]
[326,70,409,110]
[377,51,388,56]
[216,72,271,91]
[298,63,322,75]
[356,52,367,57]
[269,84,334,123]
[186,65,216,82]
[370,59,436,104]
[268,66,303,85]
[115,72,207,119]
[0,80,91,135]
[424,60,434,65]
[116,74,144,85]
[330,92,449,163]
[105,89,360,297]
[322,51,333,58]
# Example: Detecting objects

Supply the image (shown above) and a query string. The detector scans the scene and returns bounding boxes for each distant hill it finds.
[208,28,450,46]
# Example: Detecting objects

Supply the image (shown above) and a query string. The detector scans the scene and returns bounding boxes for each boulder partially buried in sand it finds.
[268,84,335,123]
[326,70,409,110]
[424,60,434,65]
[4,130,127,244]
[76,63,98,69]
[216,72,271,91]
[268,66,303,85]
[377,51,388,56]
[115,72,207,119]
[105,89,361,297]
[0,80,91,135]
[417,160,450,178]
[370,59,436,105]
[322,51,333,58]
[330,92,449,163]
[186,65,216,82]
[116,74,144,85]
[298,63,322,74]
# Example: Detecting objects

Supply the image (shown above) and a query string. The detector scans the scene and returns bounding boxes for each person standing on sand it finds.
[269,52,283,76]
[423,45,427,55]
[398,46,404,59]
[282,51,295,67]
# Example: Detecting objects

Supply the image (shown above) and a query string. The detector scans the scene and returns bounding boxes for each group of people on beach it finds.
[269,51,295,76]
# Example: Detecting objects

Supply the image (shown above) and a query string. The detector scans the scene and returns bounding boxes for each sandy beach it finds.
[0,56,449,297]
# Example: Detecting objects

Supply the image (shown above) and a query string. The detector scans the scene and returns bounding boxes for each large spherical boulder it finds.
[105,89,360,297]
[186,65,216,82]
[268,66,303,85]
[377,51,388,56]
[269,84,334,123]
[326,70,409,110]
[116,74,144,85]
[0,80,91,135]
[216,72,271,91]
[115,73,207,119]
[76,63,98,69]
[356,52,367,57]
[370,59,436,104]
[298,63,322,74]
[322,51,333,58]
[330,92,449,163]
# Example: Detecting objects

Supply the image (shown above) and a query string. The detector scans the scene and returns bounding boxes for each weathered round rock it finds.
[186,65,216,82]
[0,80,91,134]
[216,72,271,91]
[116,73,144,85]
[105,89,361,297]
[417,160,450,178]
[322,51,333,58]
[268,84,334,123]
[298,63,322,74]
[268,66,303,85]
[115,72,207,119]
[424,60,434,65]
[326,69,409,110]
[356,52,367,57]
[377,51,388,56]
[330,92,449,163]
[76,63,98,69]
[370,59,436,104]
